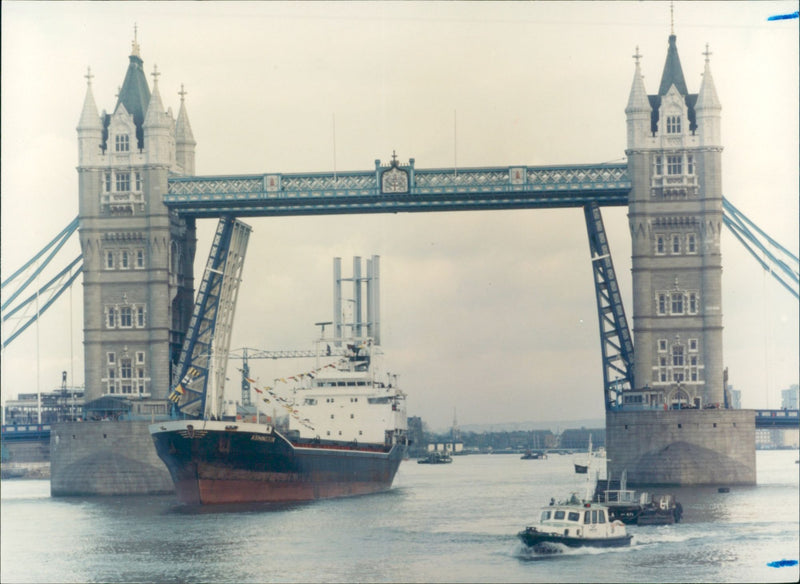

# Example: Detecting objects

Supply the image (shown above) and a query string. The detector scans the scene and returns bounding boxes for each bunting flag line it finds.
[236,360,339,433]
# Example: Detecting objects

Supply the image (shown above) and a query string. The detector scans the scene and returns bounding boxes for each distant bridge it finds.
[753,409,800,428]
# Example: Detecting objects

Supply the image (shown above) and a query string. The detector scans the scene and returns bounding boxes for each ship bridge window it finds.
[554,510,565,520]
[304,398,317,406]
[541,510,551,521]
[568,512,580,522]
[337,382,346,387]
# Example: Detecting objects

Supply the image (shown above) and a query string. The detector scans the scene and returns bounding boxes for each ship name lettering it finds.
[251,434,275,443]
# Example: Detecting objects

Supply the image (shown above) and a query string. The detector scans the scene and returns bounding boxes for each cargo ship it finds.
[149,338,408,504]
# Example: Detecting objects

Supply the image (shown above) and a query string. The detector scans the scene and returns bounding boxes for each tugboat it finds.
[417,451,453,464]
[594,471,683,525]
[517,494,632,551]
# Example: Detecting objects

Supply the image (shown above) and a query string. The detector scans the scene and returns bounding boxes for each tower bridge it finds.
[3,27,798,495]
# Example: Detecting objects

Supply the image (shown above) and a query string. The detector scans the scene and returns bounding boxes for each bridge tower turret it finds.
[625,34,724,410]
[76,34,197,411]
[608,31,753,487]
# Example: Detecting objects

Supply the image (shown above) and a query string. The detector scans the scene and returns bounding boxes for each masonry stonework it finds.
[50,421,173,496]
[606,410,756,485]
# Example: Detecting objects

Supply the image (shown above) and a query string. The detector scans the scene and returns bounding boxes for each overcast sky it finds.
[1,1,798,430]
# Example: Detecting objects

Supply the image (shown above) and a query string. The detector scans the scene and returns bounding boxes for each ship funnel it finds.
[332,255,380,346]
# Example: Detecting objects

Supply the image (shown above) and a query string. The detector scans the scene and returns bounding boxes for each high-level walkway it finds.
[164,159,630,217]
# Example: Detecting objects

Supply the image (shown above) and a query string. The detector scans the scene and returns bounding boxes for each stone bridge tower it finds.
[606,34,755,486]
[76,36,197,412]
[626,35,724,409]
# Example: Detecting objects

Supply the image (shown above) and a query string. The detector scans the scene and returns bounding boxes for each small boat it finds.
[637,494,683,525]
[521,450,547,460]
[518,494,632,551]
[417,451,452,464]
[574,434,593,474]
[519,441,631,551]
[594,471,683,525]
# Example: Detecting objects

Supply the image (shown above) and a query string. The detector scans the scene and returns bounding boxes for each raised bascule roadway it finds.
[1,29,798,494]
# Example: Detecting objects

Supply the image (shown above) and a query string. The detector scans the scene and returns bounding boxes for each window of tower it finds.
[135,249,145,269]
[687,234,697,254]
[687,154,695,174]
[658,293,667,315]
[135,172,143,191]
[672,235,681,254]
[667,155,682,175]
[666,116,681,134]
[120,306,133,328]
[659,357,668,382]
[690,356,698,381]
[671,293,684,314]
[104,172,112,192]
[672,345,685,367]
[115,134,130,152]
[654,156,663,175]
[689,339,698,352]
[106,251,115,270]
[688,292,698,314]
[116,172,130,192]
[107,308,116,328]
[658,339,668,352]
[656,235,666,255]
[136,306,145,327]
[121,250,129,269]
[107,368,116,393]
[120,358,132,380]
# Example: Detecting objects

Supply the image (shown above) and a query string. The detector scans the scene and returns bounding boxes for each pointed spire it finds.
[696,44,721,111]
[657,34,688,96]
[77,67,102,130]
[144,64,168,128]
[131,23,141,58]
[115,36,150,148]
[626,46,651,114]
[175,83,196,145]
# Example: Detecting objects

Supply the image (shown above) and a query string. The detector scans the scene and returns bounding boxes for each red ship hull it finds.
[150,420,405,505]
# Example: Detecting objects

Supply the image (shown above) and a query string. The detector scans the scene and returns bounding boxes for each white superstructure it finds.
[286,338,407,445]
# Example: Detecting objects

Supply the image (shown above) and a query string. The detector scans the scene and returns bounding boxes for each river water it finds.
[1,449,797,583]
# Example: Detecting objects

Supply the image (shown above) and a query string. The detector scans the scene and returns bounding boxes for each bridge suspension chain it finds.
[722,197,799,300]
[1,217,81,349]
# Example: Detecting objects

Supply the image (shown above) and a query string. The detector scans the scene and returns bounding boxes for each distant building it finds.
[729,387,742,409]
[3,388,85,425]
[781,385,799,410]
[406,416,426,457]
[559,428,605,450]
